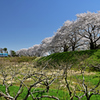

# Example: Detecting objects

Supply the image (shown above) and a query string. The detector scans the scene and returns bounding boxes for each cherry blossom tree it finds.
[39,37,54,56]
[60,21,84,51]
[28,45,41,57]
[53,20,86,51]
[16,11,100,56]
[50,20,73,52]
[16,48,28,56]
[76,11,100,50]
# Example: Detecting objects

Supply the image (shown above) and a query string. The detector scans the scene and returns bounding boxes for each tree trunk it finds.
[72,46,75,51]
[90,42,95,50]
[64,44,68,52]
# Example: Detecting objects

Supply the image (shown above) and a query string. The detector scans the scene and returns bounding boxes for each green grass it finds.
[0,56,37,63]
[0,85,100,100]
[0,85,68,100]
[69,73,100,86]
[85,49,100,65]
[38,50,97,62]
[37,49,100,71]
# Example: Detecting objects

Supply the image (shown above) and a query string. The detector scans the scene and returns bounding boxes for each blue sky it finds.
[0,0,100,53]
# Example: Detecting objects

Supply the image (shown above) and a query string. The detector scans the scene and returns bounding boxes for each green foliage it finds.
[3,48,7,53]
[10,50,16,57]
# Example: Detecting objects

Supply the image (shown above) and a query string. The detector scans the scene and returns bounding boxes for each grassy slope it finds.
[37,49,100,71]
